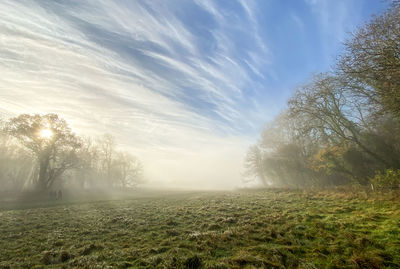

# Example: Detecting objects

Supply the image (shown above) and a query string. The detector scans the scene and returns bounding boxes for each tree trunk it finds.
[37,155,50,191]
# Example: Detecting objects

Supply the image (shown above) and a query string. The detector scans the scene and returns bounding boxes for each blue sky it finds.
[0,0,388,188]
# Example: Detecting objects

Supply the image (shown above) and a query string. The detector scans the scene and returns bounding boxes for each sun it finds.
[39,128,53,139]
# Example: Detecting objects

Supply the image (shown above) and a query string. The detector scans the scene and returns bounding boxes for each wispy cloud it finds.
[1,0,384,188]
[0,0,273,188]
[304,0,364,64]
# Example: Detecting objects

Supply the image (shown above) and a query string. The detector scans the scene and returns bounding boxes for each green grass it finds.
[0,189,399,268]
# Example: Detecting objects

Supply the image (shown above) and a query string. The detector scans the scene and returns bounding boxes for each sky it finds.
[0,0,388,189]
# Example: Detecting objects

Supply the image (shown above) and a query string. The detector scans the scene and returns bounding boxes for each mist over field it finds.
[1,0,400,268]
[0,0,390,190]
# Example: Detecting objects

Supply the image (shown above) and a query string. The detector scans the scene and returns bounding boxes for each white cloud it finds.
[304,0,364,64]
[0,0,272,189]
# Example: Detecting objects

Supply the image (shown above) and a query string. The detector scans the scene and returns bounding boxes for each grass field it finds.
[0,189,399,268]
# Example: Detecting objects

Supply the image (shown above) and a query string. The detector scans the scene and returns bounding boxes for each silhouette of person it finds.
[57,190,63,200]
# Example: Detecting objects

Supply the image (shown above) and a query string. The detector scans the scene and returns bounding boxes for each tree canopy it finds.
[245,4,400,189]
[0,114,144,192]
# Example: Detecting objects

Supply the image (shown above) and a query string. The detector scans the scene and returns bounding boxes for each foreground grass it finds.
[0,189,399,268]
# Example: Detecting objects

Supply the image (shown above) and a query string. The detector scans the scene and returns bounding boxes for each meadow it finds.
[0,189,399,268]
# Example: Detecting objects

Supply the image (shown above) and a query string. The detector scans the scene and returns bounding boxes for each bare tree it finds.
[288,74,390,167]
[243,145,267,184]
[338,5,400,118]
[112,151,144,188]
[245,3,400,188]
[5,114,81,191]
[97,134,115,185]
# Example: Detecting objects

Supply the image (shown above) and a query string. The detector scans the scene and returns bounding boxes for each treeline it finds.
[0,113,144,192]
[245,4,400,189]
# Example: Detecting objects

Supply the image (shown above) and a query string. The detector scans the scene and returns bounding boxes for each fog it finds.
[138,137,251,190]
[2,2,400,268]
[0,0,271,192]
[0,0,393,195]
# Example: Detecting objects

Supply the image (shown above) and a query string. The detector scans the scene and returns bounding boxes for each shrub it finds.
[370,169,400,190]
